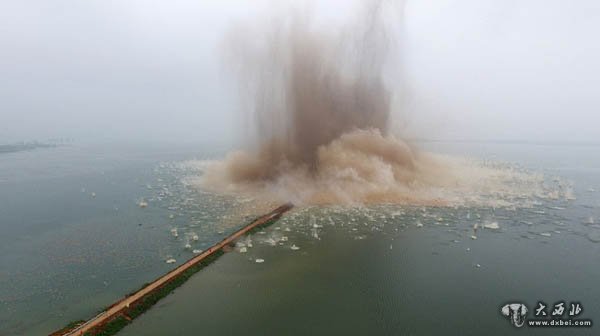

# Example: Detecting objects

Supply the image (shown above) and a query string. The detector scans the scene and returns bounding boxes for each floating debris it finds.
[184,243,192,249]
[239,247,248,253]
[91,192,96,198]
[540,232,552,237]
[138,200,148,208]
[587,231,600,243]
[470,235,477,240]
[170,228,178,237]
[192,234,199,241]
[416,222,423,227]
[483,222,500,230]
[192,249,203,254]
[166,258,176,264]
[255,258,265,263]
[475,264,481,268]
[290,244,300,251]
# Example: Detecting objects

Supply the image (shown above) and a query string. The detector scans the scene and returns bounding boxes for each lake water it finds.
[1,141,599,335]
[0,143,240,335]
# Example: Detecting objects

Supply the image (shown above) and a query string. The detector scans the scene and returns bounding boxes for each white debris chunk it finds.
[587,231,600,243]
[255,258,265,263]
[483,222,500,230]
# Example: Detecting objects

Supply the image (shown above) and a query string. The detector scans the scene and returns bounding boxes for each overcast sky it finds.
[1,0,598,144]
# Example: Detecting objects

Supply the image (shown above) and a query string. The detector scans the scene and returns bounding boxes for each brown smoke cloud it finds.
[195,1,562,206]
[222,0,397,170]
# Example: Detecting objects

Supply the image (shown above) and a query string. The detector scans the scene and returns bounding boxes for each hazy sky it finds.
[1,0,598,144]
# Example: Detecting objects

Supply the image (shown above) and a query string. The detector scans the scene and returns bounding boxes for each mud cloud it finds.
[197,0,564,206]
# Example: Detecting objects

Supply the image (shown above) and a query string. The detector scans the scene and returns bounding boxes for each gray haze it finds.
[1,0,599,144]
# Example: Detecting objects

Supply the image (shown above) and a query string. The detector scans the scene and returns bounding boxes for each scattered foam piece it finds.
[587,231,600,243]
[483,222,499,230]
